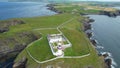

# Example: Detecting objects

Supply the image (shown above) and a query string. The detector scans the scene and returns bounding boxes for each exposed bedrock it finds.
[0,19,25,33]
[0,32,40,65]
[82,17,95,31]
[90,40,97,46]
[0,27,9,33]
[83,22,92,31]
[13,57,27,68]
[86,32,93,38]
[105,58,112,68]
[102,53,112,68]
[46,4,63,14]
[99,10,120,17]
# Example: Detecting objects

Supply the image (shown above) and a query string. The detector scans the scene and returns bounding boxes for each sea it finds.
[0,2,120,68]
[88,13,120,68]
[0,2,56,20]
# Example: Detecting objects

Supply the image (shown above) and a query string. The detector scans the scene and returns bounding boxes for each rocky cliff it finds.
[47,4,63,14]
[99,10,120,17]
[0,19,40,67]
[13,57,27,68]
[0,19,25,33]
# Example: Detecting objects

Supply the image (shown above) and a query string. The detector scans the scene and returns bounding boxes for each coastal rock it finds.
[13,57,27,68]
[101,53,112,68]
[103,53,109,58]
[90,40,97,46]
[99,10,120,17]
[0,19,25,33]
[82,17,95,31]
[86,32,92,38]
[47,4,63,14]
[0,32,39,54]
[89,19,95,22]
[83,23,92,31]
[9,19,25,26]
[0,31,40,67]
[105,58,112,68]
[84,18,95,23]
[0,27,9,33]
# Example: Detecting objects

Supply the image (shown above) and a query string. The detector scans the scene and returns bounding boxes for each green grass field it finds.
[54,4,100,14]
[26,16,89,62]
[27,29,59,62]
[14,13,104,68]
[0,13,73,38]
[59,17,89,56]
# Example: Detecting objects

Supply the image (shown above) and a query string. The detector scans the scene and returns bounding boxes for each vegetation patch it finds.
[14,12,104,68]
[27,29,59,62]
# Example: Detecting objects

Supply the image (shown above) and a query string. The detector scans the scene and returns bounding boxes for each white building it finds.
[47,34,72,57]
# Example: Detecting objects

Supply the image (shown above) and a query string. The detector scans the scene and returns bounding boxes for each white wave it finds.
[96,46,104,49]
[101,52,110,56]
[91,28,94,30]
[107,52,112,57]
[92,32,94,36]
[95,39,99,44]
[101,52,117,67]
[90,37,92,39]
[111,65,115,68]
[111,58,117,67]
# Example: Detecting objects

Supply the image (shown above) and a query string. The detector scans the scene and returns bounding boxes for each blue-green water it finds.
[88,15,120,68]
[0,2,56,20]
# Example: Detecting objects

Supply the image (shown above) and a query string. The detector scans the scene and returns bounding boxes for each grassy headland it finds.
[0,3,110,68]
[48,3,120,17]
[14,12,104,68]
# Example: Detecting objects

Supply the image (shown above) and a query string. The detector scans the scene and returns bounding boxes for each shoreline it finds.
[47,4,109,68]
[47,4,120,17]
[83,16,117,68]
[46,4,119,68]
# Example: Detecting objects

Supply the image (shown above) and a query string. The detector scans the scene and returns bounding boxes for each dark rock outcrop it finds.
[101,53,112,68]
[105,58,112,68]
[99,10,120,17]
[13,57,27,68]
[83,18,95,23]
[83,23,92,31]
[47,4,63,14]
[0,32,40,67]
[90,40,97,46]
[0,32,39,54]
[82,17,94,31]
[103,53,109,58]
[89,19,95,22]
[0,27,9,33]
[0,19,25,33]
[86,32,92,38]
[85,19,95,23]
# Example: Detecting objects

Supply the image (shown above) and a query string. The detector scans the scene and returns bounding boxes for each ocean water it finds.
[88,15,120,68]
[0,2,56,20]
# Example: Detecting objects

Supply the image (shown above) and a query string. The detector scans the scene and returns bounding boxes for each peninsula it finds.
[0,2,119,68]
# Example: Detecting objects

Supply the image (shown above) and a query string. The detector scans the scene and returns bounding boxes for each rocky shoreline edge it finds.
[46,4,119,68]
[83,17,114,68]
[0,19,40,68]
[47,4,120,17]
